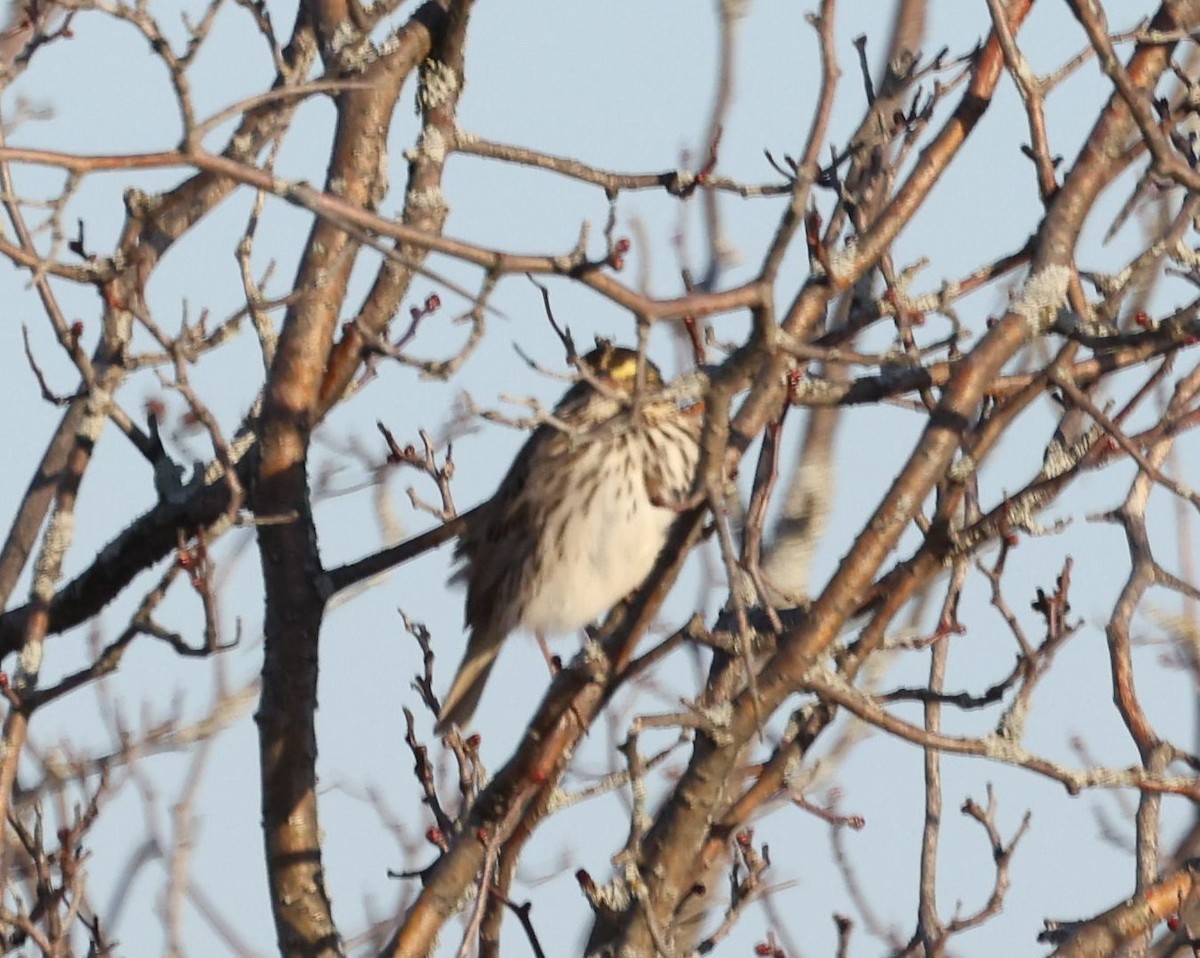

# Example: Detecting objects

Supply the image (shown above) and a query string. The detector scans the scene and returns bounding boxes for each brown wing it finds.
[452,421,572,635]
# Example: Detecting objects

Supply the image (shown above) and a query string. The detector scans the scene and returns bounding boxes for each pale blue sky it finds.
[0,2,1197,955]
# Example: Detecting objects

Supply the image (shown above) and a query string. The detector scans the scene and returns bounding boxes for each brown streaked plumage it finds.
[436,342,700,733]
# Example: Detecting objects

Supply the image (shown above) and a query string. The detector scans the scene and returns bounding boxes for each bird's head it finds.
[578,340,663,393]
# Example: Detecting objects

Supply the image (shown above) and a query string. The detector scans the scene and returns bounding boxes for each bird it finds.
[435,341,702,733]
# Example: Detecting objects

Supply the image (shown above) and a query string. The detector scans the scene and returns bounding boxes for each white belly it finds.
[517,441,677,636]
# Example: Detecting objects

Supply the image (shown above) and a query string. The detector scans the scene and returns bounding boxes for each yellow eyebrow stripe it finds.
[605,354,640,383]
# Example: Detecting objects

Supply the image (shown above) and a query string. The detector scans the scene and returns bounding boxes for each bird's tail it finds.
[435,635,500,735]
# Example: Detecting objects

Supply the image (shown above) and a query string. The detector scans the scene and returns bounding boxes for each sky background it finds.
[0,1,1198,955]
